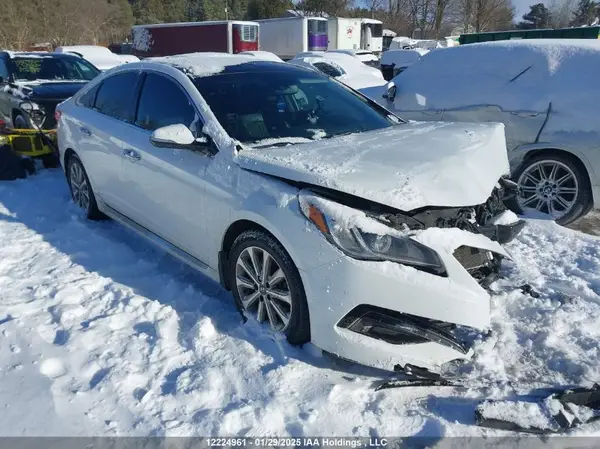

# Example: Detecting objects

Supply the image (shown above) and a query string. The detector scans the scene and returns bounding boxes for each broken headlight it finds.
[19,101,45,127]
[300,198,445,275]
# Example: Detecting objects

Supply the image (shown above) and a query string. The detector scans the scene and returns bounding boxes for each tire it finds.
[509,153,592,226]
[66,154,106,220]
[229,230,310,345]
[14,114,29,129]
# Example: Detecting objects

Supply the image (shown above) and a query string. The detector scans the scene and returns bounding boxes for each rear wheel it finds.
[229,230,310,345]
[513,153,592,226]
[66,154,105,220]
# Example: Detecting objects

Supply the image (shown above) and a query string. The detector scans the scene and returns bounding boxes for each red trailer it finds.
[132,20,259,58]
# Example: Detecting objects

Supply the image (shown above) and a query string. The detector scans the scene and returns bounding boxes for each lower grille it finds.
[453,245,500,286]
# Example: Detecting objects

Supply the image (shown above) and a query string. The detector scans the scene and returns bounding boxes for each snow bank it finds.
[392,39,600,133]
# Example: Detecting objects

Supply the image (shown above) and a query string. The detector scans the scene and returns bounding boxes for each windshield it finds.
[193,68,395,145]
[11,57,100,82]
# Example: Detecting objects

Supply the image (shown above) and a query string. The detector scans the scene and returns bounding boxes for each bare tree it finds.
[548,0,576,26]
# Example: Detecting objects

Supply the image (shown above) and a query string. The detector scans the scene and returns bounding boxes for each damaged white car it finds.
[56,53,524,373]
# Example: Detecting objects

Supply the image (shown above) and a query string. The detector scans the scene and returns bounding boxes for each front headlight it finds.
[300,195,445,275]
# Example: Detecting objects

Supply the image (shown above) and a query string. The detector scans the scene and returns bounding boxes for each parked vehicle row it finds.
[130,17,384,60]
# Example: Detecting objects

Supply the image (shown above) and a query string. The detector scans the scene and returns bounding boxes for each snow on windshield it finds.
[151,53,258,78]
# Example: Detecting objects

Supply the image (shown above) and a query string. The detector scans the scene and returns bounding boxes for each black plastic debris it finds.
[476,384,600,434]
[520,283,541,298]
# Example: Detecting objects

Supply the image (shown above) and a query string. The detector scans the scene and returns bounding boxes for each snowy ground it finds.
[1,169,600,438]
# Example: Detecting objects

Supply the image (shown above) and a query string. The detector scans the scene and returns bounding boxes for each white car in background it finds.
[371,39,600,225]
[54,45,139,71]
[56,53,523,373]
[239,50,284,63]
[327,49,380,67]
[289,52,385,89]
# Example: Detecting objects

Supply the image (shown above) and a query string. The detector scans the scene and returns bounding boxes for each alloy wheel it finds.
[235,246,292,332]
[517,160,578,219]
[69,161,91,211]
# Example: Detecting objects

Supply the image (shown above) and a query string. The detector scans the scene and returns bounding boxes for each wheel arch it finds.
[219,219,284,291]
[514,146,596,204]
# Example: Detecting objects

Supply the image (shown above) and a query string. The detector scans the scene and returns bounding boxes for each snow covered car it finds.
[371,40,600,225]
[288,52,385,90]
[55,53,524,373]
[239,50,284,63]
[54,46,140,71]
[327,49,380,67]
[0,51,100,129]
[379,48,429,81]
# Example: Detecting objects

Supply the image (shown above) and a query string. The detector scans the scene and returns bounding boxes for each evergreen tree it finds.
[570,0,598,25]
[516,3,552,28]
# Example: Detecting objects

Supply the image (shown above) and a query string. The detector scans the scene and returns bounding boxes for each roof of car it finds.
[2,51,81,59]
[147,52,312,77]
[464,38,600,51]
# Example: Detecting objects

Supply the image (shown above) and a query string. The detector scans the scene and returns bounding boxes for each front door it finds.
[118,72,212,262]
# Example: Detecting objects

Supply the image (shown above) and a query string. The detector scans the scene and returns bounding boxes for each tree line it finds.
[0,0,597,50]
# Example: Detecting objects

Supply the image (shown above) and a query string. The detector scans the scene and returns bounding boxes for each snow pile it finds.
[54,45,134,71]
[2,172,600,437]
[236,121,509,211]
[390,39,600,133]
[239,51,284,63]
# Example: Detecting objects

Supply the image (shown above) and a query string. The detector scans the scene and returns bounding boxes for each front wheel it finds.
[512,154,592,226]
[229,230,310,345]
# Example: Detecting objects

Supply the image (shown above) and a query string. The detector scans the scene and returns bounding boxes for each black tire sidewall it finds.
[228,230,310,345]
[511,154,592,226]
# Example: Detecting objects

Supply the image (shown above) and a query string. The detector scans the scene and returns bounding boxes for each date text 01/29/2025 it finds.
[208,438,389,447]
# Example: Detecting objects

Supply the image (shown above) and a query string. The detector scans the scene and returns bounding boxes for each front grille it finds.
[38,102,58,129]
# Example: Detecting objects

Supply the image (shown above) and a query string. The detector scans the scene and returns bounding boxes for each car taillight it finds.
[54,110,62,121]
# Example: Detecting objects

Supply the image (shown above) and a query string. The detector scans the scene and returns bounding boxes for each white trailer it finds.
[256,17,328,60]
[361,18,383,54]
[327,18,362,51]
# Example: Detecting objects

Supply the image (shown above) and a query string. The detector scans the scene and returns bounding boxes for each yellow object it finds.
[2,129,56,158]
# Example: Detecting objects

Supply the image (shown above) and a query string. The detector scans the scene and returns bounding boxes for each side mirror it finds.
[150,124,204,149]
[382,82,396,101]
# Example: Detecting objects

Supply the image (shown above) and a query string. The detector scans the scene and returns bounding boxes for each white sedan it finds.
[288,52,385,90]
[56,53,523,373]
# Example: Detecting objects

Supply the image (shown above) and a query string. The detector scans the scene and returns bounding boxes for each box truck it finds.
[256,17,328,60]
[132,20,259,58]
[361,19,383,54]
[327,18,362,51]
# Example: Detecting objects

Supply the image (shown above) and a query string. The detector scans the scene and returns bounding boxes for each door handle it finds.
[123,148,141,162]
[79,126,92,136]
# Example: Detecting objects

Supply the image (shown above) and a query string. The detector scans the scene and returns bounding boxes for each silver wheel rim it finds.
[69,161,90,211]
[235,246,292,332]
[517,160,578,219]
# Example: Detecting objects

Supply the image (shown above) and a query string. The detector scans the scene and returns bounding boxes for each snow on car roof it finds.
[392,39,600,133]
[148,52,262,77]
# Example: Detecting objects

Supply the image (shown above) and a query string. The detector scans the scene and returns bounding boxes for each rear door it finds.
[118,71,212,261]
[68,71,141,211]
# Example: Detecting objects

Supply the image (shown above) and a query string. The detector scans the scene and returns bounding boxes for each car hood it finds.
[15,81,89,100]
[234,121,510,211]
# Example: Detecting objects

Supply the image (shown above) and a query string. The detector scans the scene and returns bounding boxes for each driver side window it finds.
[135,73,198,133]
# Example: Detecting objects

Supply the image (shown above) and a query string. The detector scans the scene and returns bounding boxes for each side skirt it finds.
[100,202,220,283]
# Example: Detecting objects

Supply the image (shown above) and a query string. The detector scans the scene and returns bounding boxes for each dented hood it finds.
[234,121,510,211]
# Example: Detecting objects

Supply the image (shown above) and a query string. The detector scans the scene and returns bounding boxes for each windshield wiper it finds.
[253,141,309,149]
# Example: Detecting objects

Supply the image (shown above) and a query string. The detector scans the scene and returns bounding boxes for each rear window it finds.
[94,72,139,122]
